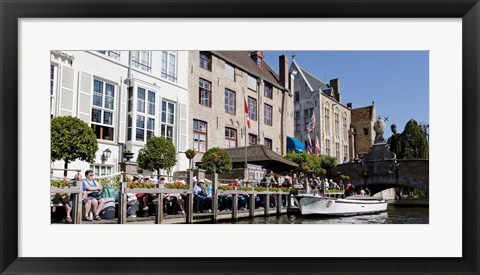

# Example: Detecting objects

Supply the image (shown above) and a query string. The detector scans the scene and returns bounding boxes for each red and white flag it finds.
[315,136,321,156]
[244,97,251,129]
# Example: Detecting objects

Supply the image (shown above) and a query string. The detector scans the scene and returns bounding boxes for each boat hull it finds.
[296,195,388,216]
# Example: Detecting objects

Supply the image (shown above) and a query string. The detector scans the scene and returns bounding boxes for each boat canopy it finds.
[287,136,305,152]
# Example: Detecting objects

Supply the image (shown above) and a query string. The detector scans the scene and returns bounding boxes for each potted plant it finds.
[185,149,196,169]
[123,149,134,161]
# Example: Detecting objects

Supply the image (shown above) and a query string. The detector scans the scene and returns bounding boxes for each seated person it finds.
[82,170,105,221]
[193,179,212,213]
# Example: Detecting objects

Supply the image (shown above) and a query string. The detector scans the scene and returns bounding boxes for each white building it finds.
[50,50,190,178]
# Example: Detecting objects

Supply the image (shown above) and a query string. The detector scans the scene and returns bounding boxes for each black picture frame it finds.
[1,0,478,274]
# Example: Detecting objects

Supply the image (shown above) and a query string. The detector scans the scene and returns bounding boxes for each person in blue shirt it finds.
[82,170,105,221]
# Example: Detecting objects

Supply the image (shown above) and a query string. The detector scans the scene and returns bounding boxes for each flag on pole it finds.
[306,132,313,154]
[306,114,316,132]
[244,97,251,129]
[315,136,321,156]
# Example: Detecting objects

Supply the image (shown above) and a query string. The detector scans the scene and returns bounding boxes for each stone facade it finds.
[290,59,352,163]
[188,51,294,165]
[350,102,376,157]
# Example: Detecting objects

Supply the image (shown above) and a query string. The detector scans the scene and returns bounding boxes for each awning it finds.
[287,136,305,152]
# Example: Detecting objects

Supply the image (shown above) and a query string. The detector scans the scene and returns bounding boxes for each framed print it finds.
[1,0,479,274]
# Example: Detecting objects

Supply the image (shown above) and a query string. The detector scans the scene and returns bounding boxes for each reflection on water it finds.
[221,206,429,224]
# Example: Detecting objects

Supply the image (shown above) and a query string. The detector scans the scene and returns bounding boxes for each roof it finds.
[290,59,329,92]
[224,145,299,168]
[213,51,288,92]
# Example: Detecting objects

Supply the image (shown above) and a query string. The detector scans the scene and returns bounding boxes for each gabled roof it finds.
[290,59,329,92]
[224,145,298,168]
[213,51,288,92]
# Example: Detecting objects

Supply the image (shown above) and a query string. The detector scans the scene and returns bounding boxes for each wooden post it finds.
[276,194,282,215]
[74,181,82,224]
[186,169,193,224]
[287,194,292,207]
[211,172,218,223]
[155,193,164,224]
[232,193,238,221]
[264,194,270,216]
[118,180,127,224]
[249,194,255,217]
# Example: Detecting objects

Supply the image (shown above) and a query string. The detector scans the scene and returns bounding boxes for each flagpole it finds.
[244,92,248,181]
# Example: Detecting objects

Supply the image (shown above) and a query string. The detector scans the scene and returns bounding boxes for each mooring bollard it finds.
[276,194,282,215]
[264,194,270,216]
[118,181,127,224]
[249,194,255,217]
[155,193,163,224]
[232,193,238,221]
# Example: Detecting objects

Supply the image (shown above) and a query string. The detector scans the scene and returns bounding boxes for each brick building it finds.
[188,51,294,164]
[349,102,376,157]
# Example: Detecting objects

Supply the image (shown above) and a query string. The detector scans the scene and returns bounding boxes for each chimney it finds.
[279,55,289,88]
[347,103,352,109]
[329,78,340,102]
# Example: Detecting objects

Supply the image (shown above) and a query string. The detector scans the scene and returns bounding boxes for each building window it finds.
[225,128,237,148]
[161,51,177,82]
[264,104,272,126]
[264,138,272,150]
[91,79,115,141]
[131,51,151,72]
[249,134,257,145]
[335,107,340,138]
[50,64,58,117]
[295,111,301,132]
[247,97,257,121]
[97,51,120,60]
[325,139,331,155]
[91,165,113,177]
[294,91,300,102]
[304,108,313,131]
[264,82,273,99]
[161,100,175,143]
[199,51,212,71]
[335,142,340,159]
[224,88,236,115]
[199,78,212,107]
[325,102,330,133]
[343,145,348,162]
[343,112,348,141]
[247,75,256,91]
[135,87,156,142]
[225,63,235,81]
[193,120,207,152]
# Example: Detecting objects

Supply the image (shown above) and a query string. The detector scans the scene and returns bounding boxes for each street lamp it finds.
[101,148,112,163]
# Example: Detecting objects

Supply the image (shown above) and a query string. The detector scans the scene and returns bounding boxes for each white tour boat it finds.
[295,190,388,216]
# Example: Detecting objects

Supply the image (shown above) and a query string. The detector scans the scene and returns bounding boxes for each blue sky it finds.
[264,51,429,139]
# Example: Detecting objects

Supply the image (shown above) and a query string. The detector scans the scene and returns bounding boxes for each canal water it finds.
[222,205,429,224]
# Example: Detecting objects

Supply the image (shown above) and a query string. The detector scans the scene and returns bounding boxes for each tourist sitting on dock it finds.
[162,177,186,215]
[360,187,366,196]
[329,179,339,189]
[346,181,355,196]
[324,178,330,190]
[83,170,106,221]
[262,170,277,187]
[194,179,211,213]
[318,178,325,197]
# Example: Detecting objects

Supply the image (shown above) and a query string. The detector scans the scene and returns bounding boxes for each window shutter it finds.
[118,84,128,143]
[178,103,188,151]
[77,71,92,124]
[59,66,75,116]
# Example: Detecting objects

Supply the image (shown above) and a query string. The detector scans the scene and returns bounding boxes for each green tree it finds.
[51,116,98,177]
[137,136,177,179]
[201,147,232,174]
[319,156,338,176]
[286,152,326,177]
[388,119,429,159]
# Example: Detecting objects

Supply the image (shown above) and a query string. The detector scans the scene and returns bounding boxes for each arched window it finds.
[325,102,330,133]
[334,107,340,138]
[343,112,348,141]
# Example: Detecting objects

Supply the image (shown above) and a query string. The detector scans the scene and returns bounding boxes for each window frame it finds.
[248,134,257,146]
[161,50,177,82]
[225,127,237,148]
[224,88,236,115]
[91,78,116,141]
[135,87,156,142]
[199,51,212,71]
[264,138,272,150]
[199,78,212,107]
[264,103,273,126]
[247,97,257,121]
[193,119,208,153]
[130,50,151,72]
[97,51,120,60]
[161,100,175,143]
[264,82,273,99]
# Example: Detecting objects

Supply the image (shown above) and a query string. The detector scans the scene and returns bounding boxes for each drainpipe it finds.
[257,78,263,145]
